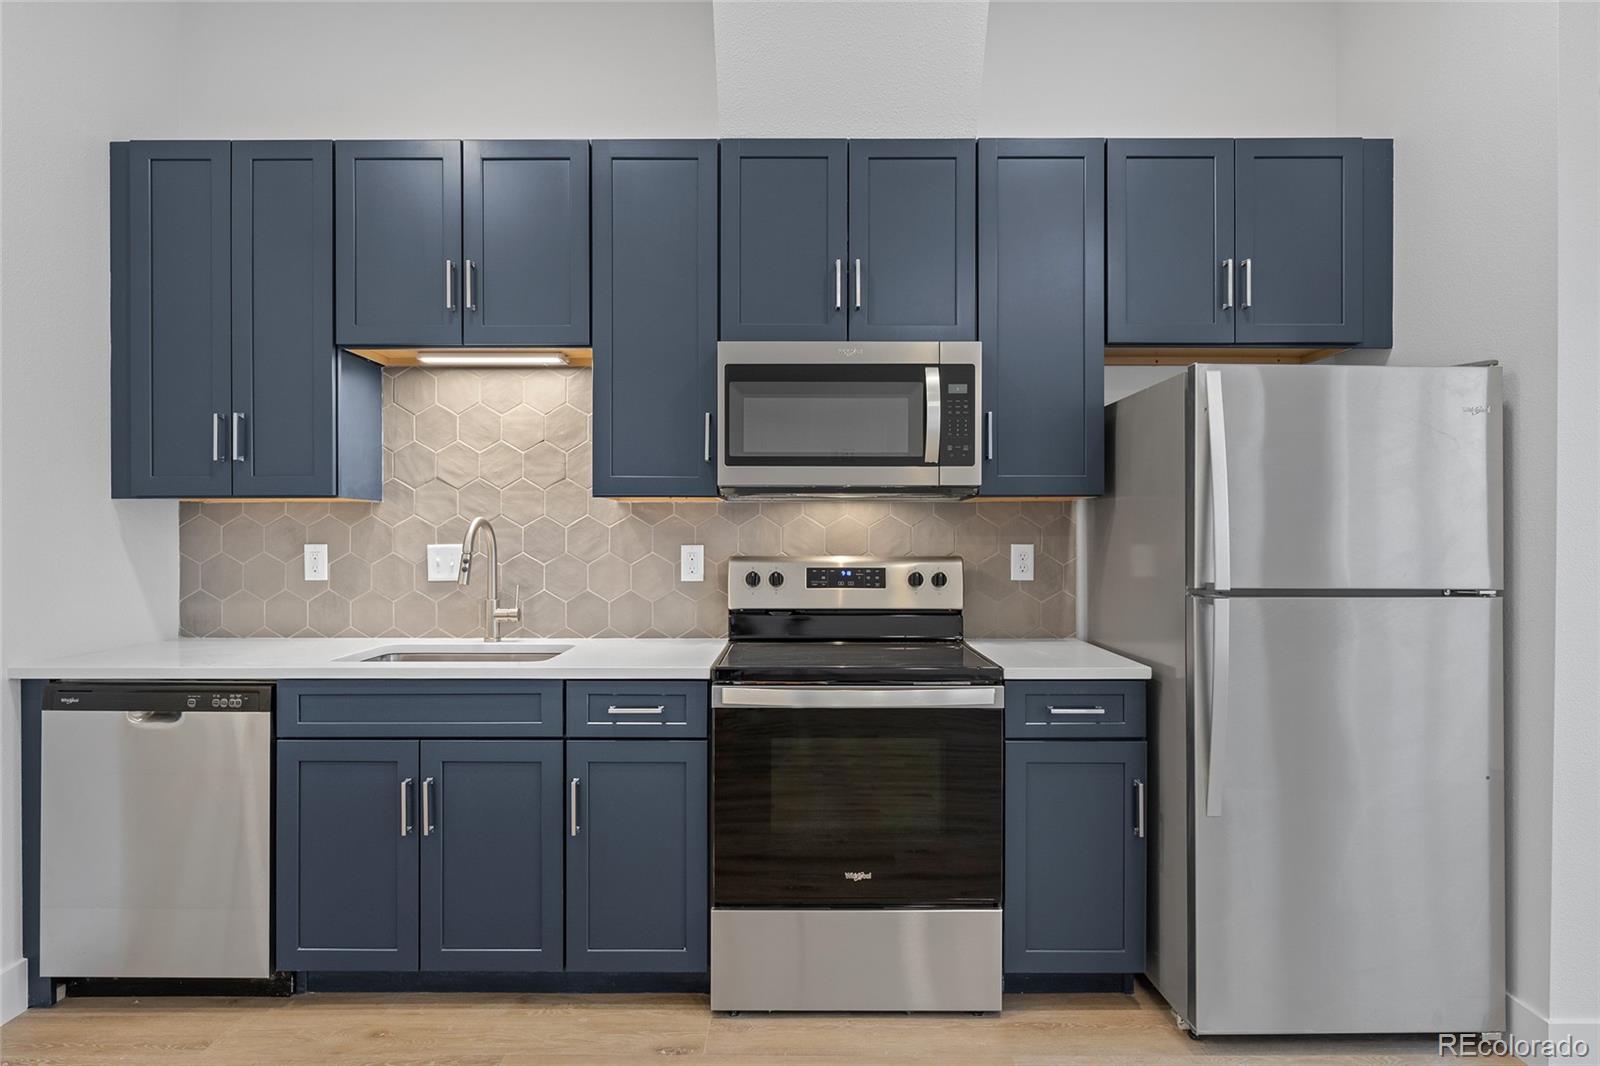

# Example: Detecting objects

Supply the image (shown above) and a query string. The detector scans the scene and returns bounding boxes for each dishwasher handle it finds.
[125,711,184,726]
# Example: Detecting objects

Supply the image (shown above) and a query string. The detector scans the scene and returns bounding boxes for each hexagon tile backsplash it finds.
[179,368,1076,640]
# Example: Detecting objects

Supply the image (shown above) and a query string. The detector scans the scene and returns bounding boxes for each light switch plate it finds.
[680,544,705,583]
[304,544,329,582]
[427,544,461,582]
[1010,543,1035,581]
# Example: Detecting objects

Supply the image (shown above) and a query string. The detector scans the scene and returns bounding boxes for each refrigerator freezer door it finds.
[1191,364,1503,592]
[1189,594,1504,1035]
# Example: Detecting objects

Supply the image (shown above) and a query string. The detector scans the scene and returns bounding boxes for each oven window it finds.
[713,707,1002,907]
[724,365,927,465]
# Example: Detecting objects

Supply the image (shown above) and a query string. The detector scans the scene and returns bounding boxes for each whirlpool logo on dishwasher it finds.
[844,871,873,882]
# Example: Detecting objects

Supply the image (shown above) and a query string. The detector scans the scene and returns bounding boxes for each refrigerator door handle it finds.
[1205,370,1233,591]
[1205,597,1231,817]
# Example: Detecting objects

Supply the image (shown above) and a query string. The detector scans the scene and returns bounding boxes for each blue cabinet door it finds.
[566,740,708,972]
[1004,740,1147,974]
[1234,138,1364,345]
[114,142,234,498]
[463,140,590,347]
[978,139,1104,497]
[719,139,848,341]
[230,141,341,497]
[591,141,718,497]
[276,740,420,971]
[420,740,564,971]
[335,140,463,347]
[1106,139,1235,345]
[847,140,976,341]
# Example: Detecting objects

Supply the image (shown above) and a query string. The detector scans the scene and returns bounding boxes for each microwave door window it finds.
[724,367,927,465]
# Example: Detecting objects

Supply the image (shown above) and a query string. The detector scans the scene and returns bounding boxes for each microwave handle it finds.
[923,367,941,464]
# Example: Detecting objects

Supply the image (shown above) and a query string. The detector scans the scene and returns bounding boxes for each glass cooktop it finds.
[712,640,1003,685]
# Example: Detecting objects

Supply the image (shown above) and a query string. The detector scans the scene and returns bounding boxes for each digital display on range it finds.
[805,567,887,589]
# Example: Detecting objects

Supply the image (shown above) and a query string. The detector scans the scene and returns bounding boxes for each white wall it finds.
[0,0,720,1023]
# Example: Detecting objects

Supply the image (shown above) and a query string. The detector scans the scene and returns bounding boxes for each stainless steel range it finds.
[709,556,1003,1013]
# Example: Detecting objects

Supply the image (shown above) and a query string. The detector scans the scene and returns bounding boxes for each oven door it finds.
[717,341,980,491]
[712,685,1003,908]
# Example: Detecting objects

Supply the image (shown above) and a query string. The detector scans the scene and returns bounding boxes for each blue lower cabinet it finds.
[565,740,708,972]
[276,740,420,971]
[1004,740,1147,974]
[420,740,565,971]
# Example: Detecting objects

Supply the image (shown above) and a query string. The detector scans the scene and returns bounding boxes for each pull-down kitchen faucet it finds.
[459,516,521,641]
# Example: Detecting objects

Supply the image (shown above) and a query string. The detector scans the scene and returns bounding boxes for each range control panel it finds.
[730,557,963,611]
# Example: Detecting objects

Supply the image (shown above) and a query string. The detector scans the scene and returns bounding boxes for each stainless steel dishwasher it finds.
[40,682,273,979]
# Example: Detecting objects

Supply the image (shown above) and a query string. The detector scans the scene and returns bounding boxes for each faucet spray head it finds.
[457,549,472,587]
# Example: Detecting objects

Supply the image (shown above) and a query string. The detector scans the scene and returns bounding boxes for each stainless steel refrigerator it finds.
[1087,364,1505,1036]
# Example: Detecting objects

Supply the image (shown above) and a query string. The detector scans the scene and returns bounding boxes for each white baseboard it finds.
[0,957,28,1024]
[1507,993,1600,1064]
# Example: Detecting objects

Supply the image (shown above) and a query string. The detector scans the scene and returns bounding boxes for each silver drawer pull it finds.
[1048,706,1107,716]
[607,705,666,716]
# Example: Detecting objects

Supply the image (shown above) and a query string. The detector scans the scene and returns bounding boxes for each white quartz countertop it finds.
[968,639,1152,681]
[8,637,730,681]
[11,636,1150,682]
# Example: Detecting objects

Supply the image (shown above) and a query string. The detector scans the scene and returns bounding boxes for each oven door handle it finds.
[714,685,1002,709]
[923,367,942,464]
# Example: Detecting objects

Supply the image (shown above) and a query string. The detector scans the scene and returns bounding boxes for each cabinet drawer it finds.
[277,681,562,738]
[564,682,708,738]
[1004,682,1146,739]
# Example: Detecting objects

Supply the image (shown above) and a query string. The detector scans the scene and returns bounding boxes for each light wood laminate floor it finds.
[0,983,1514,1065]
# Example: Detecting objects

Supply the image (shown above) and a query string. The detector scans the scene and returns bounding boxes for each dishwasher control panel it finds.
[45,682,273,713]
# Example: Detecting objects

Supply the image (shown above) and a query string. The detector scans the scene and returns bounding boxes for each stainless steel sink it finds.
[338,643,574,664]
[361,650,566,663]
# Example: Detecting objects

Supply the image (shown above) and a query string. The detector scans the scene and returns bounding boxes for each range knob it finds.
[744,570,762,588]
[907,571,925,588]
[931,571,948,589]
[768,571,785,588]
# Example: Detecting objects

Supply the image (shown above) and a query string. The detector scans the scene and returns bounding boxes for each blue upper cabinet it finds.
[112,141,380,500]
[1106,139,1235,345]
[848,140,977,341]
[113,141,234,498]
[335,140,464,347]
[719,140,848,341]
[1108,137,1389,348]
[1234,138,1363,345]
[978,139,1105,497]
[591,140,718,498]
[463,141,590,347]
[565,740,709,973]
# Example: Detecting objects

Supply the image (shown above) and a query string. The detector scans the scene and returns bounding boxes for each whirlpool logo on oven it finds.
[844,871,873,882]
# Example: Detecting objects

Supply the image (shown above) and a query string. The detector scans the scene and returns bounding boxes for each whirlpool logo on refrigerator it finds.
[844,871,873,882]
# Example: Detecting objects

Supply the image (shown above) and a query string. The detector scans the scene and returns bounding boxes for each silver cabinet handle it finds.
[985,411,995,461]
[400,777,413,837]
[569,777,580,837]
[230,412,247,462]
[1133,778,1147,838]
[608,705,666,716]
[703,412,713,463]
[464,259,476,312]
[1240,257,1253,309]
[1221,258,1234,310]
[445,259,456,311]
[212,413,226,462]
[853,257,863,310]
[1205,370,1232,591]
[923,367,941,464]
[421,776,434,837]
[1048,706,1106,716]
[834,258,844,311]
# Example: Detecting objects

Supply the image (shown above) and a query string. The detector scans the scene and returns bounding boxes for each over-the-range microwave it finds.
[716,341,981,498]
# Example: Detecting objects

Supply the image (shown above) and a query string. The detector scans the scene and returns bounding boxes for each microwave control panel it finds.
[939,364,977,465]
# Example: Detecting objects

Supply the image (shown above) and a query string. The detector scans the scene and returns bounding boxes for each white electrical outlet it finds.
[680,544,705,583]
[427,544,462,582]
[304,544,329,582]
[1010,543,1035,582]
